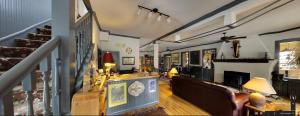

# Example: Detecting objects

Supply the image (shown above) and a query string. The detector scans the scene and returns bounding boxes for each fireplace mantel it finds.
[213,60,278,83]
[214,59,274,63]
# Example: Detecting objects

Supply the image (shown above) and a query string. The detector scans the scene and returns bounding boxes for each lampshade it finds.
[170,67,178,74]
[243,77,276,95]
[103,51,114,63]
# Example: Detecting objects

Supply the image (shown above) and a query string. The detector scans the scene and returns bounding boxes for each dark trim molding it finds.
[140,0,246,48]
[259,26,300,36]
[160,40,222,53]
[109,33,140,39]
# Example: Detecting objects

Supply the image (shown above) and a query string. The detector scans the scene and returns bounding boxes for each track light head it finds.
[137,8,142,15]
[157,14,162,22]
[167,17,171,23]
[148,11,153,18]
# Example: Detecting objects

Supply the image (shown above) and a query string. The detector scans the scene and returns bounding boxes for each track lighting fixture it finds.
[137,5,171,22]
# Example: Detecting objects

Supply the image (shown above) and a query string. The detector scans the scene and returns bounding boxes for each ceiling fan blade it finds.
[228,36,247,40]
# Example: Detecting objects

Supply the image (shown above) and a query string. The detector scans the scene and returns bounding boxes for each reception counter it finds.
[106,73,159,115]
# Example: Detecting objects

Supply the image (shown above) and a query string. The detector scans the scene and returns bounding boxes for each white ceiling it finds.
[90,0,234,43]
[90,0,300,52]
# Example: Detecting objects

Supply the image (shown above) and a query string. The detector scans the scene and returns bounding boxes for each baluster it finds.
[40,56,51,115]
[22,73,36,115]
[0,91,14,115]
[51,47,61,115]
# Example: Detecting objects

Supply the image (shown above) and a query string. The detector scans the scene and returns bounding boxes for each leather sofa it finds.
[172,77,249,116]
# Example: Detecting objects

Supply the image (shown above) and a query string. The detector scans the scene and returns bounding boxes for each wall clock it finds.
[128,81,145,97]
[125,47,132,55]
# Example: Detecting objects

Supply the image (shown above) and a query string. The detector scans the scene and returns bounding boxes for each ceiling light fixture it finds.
[138,5,171,22]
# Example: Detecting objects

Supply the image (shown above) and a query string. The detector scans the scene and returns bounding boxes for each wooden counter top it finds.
[108,73,159,82]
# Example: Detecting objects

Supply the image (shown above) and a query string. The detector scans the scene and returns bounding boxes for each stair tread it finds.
[0,46,35,58]
[27,33,51,41]
[15,38,46,48]
[0,46,36,49]
[0,57,23,71]
[36,28,51,35]
[44,25,51,29]
[15,38,46,42]
[28,33,51,37]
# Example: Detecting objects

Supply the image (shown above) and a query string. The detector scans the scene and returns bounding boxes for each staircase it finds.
[0,25,51,76]
[0,25,52,115]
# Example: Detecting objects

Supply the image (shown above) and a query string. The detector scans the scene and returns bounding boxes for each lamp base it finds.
[249,92,266,108]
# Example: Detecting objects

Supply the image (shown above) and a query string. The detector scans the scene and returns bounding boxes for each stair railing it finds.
[75,12,93,80]
[0,36,62,115]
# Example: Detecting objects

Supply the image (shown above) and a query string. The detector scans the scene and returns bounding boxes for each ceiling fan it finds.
[220,32,247,43]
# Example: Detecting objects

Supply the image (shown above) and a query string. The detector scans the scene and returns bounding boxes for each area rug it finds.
[122,106,168,116]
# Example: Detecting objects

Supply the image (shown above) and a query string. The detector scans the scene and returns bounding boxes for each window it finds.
[279,41,300,79]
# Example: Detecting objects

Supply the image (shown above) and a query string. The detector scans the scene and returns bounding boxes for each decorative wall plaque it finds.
[149,79,156,93]
[128,81,145,97]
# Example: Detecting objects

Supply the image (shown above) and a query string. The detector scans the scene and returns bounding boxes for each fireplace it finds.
[223,71,250,89]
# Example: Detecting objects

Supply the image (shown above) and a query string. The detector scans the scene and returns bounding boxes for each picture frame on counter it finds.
[108,82,127,108]
[122,57,135,65]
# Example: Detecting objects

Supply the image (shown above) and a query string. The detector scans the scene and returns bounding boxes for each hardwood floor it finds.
[157,80,210,115]
[157,80,300,116]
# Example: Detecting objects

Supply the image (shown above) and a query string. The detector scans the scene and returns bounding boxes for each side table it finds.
[245,102,291,116]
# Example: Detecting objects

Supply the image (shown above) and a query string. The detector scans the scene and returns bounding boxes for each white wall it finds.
[217,29,300,60]
[217,35,269,59]
[75,0,88,18]
[99,34,140,70]
[214,30,300,83]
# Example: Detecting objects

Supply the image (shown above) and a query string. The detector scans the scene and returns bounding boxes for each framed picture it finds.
[122,57,135,65]
[171,53,180,63]
[108,82,127,108]
[202,48,217,69]
[190,50,200,65]
[148,79,156,93]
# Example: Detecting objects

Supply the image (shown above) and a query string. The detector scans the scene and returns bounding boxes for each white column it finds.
[153,43,159,70]
[224,12,237,26]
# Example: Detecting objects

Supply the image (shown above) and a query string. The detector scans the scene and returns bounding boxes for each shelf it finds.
[213,59,274,63]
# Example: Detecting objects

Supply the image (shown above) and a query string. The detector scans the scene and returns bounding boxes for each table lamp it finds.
[243,77,277,108]
[169,67,178,77]
[103,51,115,76]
